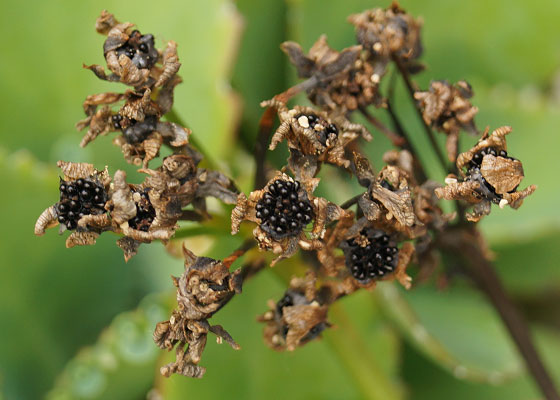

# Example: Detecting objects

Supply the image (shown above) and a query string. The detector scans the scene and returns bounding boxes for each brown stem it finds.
[254,77,319,189]
[358,106,405,147]
[440,228,560,400]
[341,194,361,209]
[392,55,449,173]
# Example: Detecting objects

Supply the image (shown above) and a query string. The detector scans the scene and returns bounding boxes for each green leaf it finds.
[47,294,170,400]
[377,282,523,383]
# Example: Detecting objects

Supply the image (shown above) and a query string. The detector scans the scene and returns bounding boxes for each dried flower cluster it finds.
[34,2,537,382]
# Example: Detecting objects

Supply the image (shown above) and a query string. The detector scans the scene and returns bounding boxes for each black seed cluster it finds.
[111,114,158,144]
[467,147,515,203]
[115,30,158,70]
[296,113,338,146]
[56,178,107,230]
[342,229,398,282]
[255,179,313,240]
[128,188,155,232]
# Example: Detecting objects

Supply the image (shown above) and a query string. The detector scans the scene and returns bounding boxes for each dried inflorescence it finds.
[262,99,371,178]
[436,126,537,222]
[153,247,243,378]
[348,2,423,75]
[76,88,190,167]
[35,161,112,248]
[414,80,478,162]
[231,172,349,266]
[86,10,181,89]
[281,35,384,111]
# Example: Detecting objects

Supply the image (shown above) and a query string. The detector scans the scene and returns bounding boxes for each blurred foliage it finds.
[0,0,559,399]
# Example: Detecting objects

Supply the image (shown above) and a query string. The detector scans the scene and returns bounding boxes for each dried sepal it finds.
[263,99,371,174]
[348,2,423,75]
[231,172,347,266]
[153,247,243,378]
[414,80,478,162]
[436,126,537,221]
[65,231,100,248]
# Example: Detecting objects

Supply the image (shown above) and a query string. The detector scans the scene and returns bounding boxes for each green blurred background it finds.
[1,0,560,399]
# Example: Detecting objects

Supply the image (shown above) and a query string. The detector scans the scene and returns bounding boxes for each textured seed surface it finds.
[256,179,314,240]
[56,179,107,230]
[342,229,398,282]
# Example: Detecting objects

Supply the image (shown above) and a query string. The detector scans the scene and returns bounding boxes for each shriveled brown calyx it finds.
[263,100,371,177]
[414,80,478,162]
[85,11,181,89]
[34,161,113,248]
[153,247,243,378]
[231,172,349,266]
[348,2,423,75]
[436,126,537,222]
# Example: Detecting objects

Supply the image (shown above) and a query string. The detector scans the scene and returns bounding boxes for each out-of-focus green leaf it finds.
[402,325,560,400]
[47,294,169,400]
[378,283,522,383]
[233,0,287,147]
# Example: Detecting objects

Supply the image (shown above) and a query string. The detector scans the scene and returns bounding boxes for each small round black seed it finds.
[499,150,507,157]
[58,215,66,223]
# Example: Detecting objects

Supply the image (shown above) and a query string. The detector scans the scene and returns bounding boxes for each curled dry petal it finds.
[34,206,58,235]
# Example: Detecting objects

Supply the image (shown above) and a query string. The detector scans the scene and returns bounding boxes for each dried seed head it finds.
[436,126,537,221]
[414,80,478,162]
[258,272,330,351]
[153,247,243,378]
[348,3,423,75]
[263,100,371,175]
[85,11,181,89]
[35,161,111,239]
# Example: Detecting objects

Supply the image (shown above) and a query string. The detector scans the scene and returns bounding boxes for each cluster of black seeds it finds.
[115,30,159,70]
[128,188,155,232]
[56,179,107,230]
[111,114,158,144]
[341,229,399,282]
[296,113,338,146]
[255,179,313,239]
[467,147,515,203]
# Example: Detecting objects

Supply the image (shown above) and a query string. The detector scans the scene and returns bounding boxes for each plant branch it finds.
[358,106,405,147]
[439,228,560,400]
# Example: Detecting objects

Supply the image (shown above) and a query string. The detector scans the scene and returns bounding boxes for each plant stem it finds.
[440,228,560,400]
[392,55,449,174]
[358,106,405,147]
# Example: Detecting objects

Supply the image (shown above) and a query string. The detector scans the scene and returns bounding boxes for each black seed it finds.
[58,215,66,223]
[499,150,507,157]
